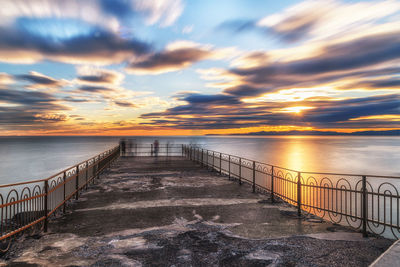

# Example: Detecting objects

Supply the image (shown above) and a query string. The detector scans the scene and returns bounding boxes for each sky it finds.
[0,0,399,136]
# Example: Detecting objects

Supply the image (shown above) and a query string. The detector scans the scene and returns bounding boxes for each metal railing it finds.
[183,145,400,240]
[121,144,184,157]
[0,145,120,251]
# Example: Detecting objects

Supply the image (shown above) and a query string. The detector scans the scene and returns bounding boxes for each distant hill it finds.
[207,130,400,136]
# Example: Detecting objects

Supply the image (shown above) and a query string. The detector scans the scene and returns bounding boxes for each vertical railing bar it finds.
[271,166,274,203]
[85,161,88,190]
[239,158,242,185]
[96,157,100,179]
[44,180,48,232]
[63,171,66,213]
[228,155,231,180]
[212,151,215,171]
[252,160,256,193]
[75,166,79,200]
[297,171,301,217]
[362,175,368,237]
[219,153,222,175]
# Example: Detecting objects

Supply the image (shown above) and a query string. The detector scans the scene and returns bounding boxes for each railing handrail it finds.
[0,145,120,188]
[0,143,121,249]
[183,144,400,239]
[189,146,400,179]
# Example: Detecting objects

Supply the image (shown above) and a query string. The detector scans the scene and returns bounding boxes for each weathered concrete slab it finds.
[370,239,400,267]
[2,157,393,266]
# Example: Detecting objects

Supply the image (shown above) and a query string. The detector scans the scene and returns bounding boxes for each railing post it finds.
[85,161,88,190]
[228,155,231,180]
[75,166,79,200]
[93,159,97,181]
[44,180,48,232]
[63,171,66,213]
[297,172,301,217]
[239,158,242,185]
[151,144,153,157]
[212,151,215,170]
[198,148,201,163]
[271,166,274,203]
[219,153,222,175]
[362,175,368,237]
[206,150,209,168]
[96,158,100,179]
[167,143,169,157]
[201,149,204,166]
[182,144,184,157]
[252,161,256,193]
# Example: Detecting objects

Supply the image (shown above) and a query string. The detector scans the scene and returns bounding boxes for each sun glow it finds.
[281,106,315,114]
[350,115,400,121]
[242,87,334,103]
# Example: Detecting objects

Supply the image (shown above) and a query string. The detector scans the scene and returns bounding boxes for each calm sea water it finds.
[0,136,399,185]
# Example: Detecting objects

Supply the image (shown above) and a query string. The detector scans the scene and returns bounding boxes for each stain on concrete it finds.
[2,157,393,266]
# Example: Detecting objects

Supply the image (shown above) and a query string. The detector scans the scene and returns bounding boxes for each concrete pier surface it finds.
[2,157,393,266]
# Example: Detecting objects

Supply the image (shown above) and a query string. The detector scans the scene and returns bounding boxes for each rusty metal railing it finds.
[183,145,400,240]
[0,145,120,251]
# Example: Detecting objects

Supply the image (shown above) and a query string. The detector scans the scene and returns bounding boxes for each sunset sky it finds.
[0,0,399,135]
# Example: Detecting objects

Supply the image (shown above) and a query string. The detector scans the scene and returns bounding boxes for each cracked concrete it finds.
[2,157,393,266]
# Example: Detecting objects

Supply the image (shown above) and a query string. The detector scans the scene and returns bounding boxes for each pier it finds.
[1,145,395,266]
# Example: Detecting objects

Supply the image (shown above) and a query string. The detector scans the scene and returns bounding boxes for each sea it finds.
[0,135,399,185]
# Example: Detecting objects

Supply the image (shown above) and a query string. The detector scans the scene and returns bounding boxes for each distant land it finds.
[207,130,400,136]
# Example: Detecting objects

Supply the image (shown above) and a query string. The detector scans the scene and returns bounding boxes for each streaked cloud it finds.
[0,0,184,30]
[77,85,114,93]
[0,0,186,64]
[0,25,151,64]
[0,87,70,128]
[114,100,137,108]
[0,73,13,85]
[216,31,400,99]
[220,0,400,43]
[17,71,67,89]
[76,66,124,86]
[141,93,400,130]
[133,0,184,27]
[127,41,240,74]
[0,0,399,135]
[127,41,214,74]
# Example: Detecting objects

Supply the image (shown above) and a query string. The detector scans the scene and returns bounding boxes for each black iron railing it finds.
[183,145,400,240]
[2,142,398,250]
[0,145,120,251]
